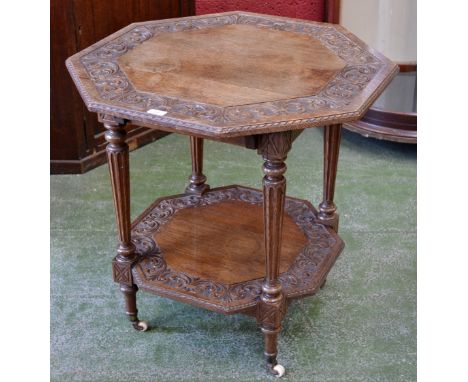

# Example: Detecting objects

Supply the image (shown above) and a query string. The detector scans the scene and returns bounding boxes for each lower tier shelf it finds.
[130,185,344,314]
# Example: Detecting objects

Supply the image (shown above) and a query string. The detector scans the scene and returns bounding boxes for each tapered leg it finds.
[101,114,147,332]
[318,124,342,232]
[185,136,209,195]
[256,131,292,377]
[120,284,147,331]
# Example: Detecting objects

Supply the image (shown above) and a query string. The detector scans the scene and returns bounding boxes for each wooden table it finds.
[66,11,397,377]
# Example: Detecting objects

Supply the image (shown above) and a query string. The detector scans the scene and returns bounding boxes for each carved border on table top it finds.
[131,186,342,312]
[72,13,394,133]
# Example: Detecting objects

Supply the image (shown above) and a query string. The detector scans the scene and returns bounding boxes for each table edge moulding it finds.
[66,11,398,139]
[66,11,397,378]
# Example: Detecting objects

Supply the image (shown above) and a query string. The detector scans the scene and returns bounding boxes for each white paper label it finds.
[147,109,168,116]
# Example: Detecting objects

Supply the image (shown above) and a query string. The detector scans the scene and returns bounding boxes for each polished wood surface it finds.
[66,11,398,138]
[345,108,417,144]
[118,24,345,106]
[131,186,344,315]
[344,69,417,144]
[65,11,396,377]
[102,114,145,329]
[156,200,307,284]
[257,131,292,371]
[103,115,136,262]
[318,124,342,231]
[185,136,209,195]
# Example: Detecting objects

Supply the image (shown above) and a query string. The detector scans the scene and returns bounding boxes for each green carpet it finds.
[51,128,416,381]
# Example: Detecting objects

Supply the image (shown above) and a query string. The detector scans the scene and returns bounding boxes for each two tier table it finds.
[66,11,397,377]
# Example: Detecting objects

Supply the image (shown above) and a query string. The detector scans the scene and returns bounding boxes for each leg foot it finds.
[257,131,292,378]
[132,320,149,332]
[102,115,146,330]
[272,364,286,378]
[318,124,342,232]
[120,284,149,332]
[265,354,286,378]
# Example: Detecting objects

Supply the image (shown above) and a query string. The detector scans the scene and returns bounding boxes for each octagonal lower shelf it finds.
[131,185,344,314]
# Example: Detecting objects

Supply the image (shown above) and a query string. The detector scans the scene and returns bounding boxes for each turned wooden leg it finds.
[256,132,292,377]
[120,284,147,331]
[185,136,209,195]
[318,124,342,232]
[101,114,148,332]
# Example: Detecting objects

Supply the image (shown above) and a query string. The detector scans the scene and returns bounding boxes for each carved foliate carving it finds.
[112,258,133,285]
[98,113,125,126]
[66,12,398,136]
[130,186,344,313]
[257,131,293,161]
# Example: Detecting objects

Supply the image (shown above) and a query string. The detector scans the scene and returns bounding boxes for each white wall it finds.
[340,0,416,63]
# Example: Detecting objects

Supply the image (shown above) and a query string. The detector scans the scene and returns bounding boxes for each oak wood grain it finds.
[66,11,398,138]
[318,124,342,231]
[185,136,209,195]
[130,186,344,314]
[155,201,307,284]
[65,10,394,376]
[118,24,345,106]
[257,131,291,370]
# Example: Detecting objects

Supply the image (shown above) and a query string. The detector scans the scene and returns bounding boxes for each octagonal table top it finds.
[66,11,398,138]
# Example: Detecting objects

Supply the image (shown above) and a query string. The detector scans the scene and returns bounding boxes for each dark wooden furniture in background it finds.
[344,64,417,143]
[324,0,340,23]
[66,12,397,377]
[337,1,416,144]
[51,0,195,174]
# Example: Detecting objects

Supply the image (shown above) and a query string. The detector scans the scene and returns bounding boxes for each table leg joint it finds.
[256,292,287,330]
[112,256,136,285]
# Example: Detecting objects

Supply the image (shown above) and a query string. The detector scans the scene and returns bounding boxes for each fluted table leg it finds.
[256,131,292,377]
[318,124,342,232]
[185,136,210,195]
[101,114,147,332]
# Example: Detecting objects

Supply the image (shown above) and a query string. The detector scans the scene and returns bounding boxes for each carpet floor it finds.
[51,128,416,381]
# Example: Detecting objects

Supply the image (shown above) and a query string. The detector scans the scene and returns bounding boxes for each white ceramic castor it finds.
[135,320,149,332]
[273,364,285,378]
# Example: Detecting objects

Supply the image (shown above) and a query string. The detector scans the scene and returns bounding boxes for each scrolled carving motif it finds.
[340,65,379,85]
[95,41,128,60]
[94,76,130,100]
[82,27,153,62]
[257,131,293,161]
[148,14,241,35]
[324,81,362,100]
[123,27,153,46]
[73,12,389,132]
[118,92,152,108]
[132,235,160,255]
[87,61,119,79]
[318,31,363,60]
[135,238,263,305]
[131,187,342,312]
[170,102,224,123]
